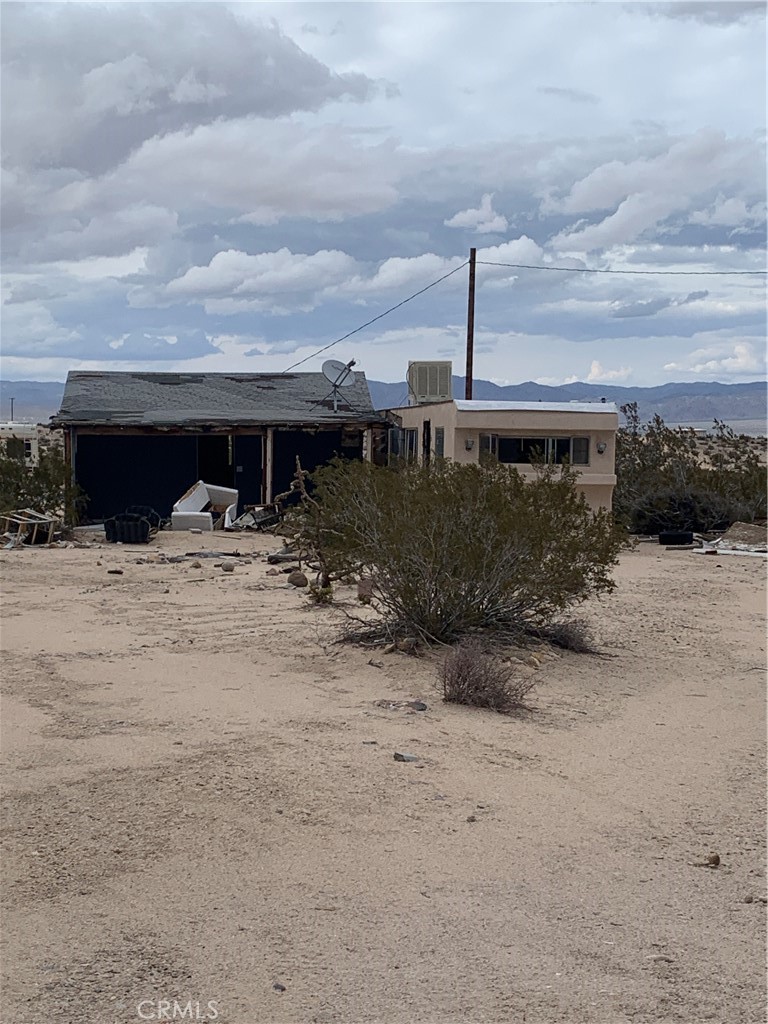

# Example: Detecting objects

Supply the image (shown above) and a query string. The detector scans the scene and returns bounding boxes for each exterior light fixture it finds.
[596,442,607,454]
[465,438,475,451]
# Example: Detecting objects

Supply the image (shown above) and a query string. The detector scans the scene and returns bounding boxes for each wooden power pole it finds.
[464,247,477,400]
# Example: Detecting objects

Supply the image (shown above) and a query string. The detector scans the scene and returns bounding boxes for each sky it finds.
[1,0,766,387]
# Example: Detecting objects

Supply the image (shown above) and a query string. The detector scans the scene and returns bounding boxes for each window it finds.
[481,436,590,466]
[479,433,498,458]
[434,426,445,458]
[389,427,420,462]
[571,437,590,465]
[404,428,418,461]
[23,440,33,459]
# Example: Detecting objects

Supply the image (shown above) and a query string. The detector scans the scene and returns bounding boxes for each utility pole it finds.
[9,397,14,421]
[464,247,477,400]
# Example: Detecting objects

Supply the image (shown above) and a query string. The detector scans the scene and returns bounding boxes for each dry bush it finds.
[531,618,597,653]
[439,643,535,713]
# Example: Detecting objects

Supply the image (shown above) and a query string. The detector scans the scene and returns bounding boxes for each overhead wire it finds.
[281,254,765,374]
[282,260,469,372]
[476,259,766,276]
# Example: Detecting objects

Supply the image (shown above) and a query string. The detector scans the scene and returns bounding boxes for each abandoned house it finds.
[389,395,619,511]
[51,370,385,521]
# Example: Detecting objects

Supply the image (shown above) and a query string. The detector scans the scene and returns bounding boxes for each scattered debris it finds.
[272,982,286,993]
[287,570,308,588]
[1,508,59,547]
[171,481,238,532]
[267,551,299,565]
[393,751,420,763]
[107,569,124,575]
[466,814,477,823]
[696,522,767,557]
[375,699,427,712]
[230,504,282,531]
[367,658,384,669]
[645,954,674,964]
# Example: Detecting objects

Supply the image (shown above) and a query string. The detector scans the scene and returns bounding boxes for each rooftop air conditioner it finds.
[407,361,452,406]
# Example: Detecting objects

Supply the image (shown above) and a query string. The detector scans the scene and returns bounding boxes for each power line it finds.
[477,259,766,276]
[282,261,469,372]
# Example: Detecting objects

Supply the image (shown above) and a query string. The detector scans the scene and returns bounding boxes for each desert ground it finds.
[0,530,765,1024]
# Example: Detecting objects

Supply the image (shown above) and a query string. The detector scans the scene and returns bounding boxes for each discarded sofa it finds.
[171,481,238,532]
[104,512,156,545]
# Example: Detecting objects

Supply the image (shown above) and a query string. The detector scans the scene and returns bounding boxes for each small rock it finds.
[107,569,124,575]
[190,560,202,569]
[743,895,754,903]
[221,562,235,573]
[466,815,477,823]
[266,568,280,576]
[287,570,308,588]
[407,700,428,712]
[395,637,418,654]
[393,751,419,763]
[368,658,384,669]
[357,577,374,603]
[272,982,286,993]
[645,954,674,964]
[362,740,378,745]
[707,852,721,867]
[189,528,203,534]
[163,588,170,594]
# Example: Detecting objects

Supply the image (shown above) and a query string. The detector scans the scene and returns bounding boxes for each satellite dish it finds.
[322,358,355,388]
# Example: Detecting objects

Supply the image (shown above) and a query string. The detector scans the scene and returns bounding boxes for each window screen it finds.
[572,437,589,465]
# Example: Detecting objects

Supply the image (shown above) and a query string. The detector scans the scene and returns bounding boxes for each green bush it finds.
[286,457,625,644]
[0,438,84,525]
[615,404,766,534]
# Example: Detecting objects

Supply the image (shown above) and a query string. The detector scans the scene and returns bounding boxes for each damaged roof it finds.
[52,371,380,427]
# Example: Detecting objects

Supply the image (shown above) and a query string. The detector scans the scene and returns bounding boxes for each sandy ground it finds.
[0,530,765,1024]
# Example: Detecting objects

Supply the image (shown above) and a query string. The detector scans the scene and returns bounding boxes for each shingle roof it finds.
[52,371,380,427]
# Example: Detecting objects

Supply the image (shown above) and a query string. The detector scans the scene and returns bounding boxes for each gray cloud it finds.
[1,3,375,176]
[642,2,765,24]
[537,86,600,105]
[611,289,710,318]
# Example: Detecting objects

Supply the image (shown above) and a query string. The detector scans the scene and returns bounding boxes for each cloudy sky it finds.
[1,1,766,387]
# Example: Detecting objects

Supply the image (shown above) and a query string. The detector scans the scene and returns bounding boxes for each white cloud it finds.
[586,360,632,382]
[444,193,508,234]
[664,341,765,376]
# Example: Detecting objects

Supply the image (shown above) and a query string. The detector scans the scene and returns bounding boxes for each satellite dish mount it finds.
[321,358,356,413]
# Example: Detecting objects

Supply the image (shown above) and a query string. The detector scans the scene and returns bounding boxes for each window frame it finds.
[479,434,591,466]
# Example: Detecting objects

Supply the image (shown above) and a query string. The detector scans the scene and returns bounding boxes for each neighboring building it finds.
[388,399,619,511]
[0,422,40,466]
[51,371,385,521]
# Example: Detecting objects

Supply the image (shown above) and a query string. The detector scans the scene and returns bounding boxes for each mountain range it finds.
[1,377,766,434]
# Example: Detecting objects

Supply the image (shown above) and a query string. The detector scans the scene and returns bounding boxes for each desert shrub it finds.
[286,456,625,644]
[439,642,535,712]
[0,438,84,525]
[532,617,597,653]
[615,404,766,534]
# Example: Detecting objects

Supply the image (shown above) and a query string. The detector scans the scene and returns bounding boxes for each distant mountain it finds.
[1,377,765,434]
[0,380,65,423]
[368,377,768,432]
